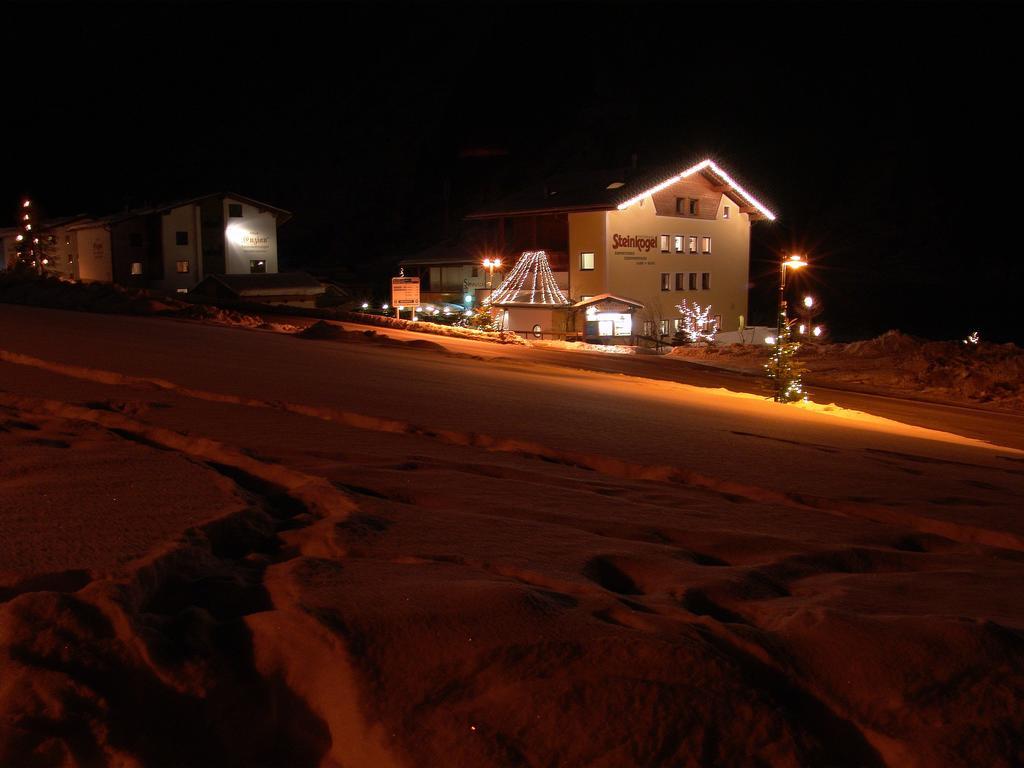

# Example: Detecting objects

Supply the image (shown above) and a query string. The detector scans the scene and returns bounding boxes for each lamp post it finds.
[774,254,808,402]
[482,257,502,290]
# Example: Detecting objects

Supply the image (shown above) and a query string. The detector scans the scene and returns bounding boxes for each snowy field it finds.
[1,303,1023,767]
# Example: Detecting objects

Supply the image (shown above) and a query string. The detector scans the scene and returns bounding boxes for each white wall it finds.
[70,227,112,282]
[223,198,278,275]
[159,204,199,291]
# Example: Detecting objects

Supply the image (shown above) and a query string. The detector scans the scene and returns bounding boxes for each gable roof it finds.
[571,293,645,310]
[113,192,293,225]
[466,158,775,221]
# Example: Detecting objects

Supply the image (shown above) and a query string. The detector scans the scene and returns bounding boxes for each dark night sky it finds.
[8,1,1024,342]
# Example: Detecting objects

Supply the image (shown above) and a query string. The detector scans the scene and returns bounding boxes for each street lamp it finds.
[774,256,806,339]
[773,254,808,402]
[482,257,502,289]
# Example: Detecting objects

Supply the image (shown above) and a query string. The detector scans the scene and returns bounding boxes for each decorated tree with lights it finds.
[673,299,718,345]
[484,250,570,307]
[12,198,51,274]
[765,315,807,402]
[459,305,498,331]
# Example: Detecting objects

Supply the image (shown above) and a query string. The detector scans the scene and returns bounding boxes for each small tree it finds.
[766,316,807,402]
[12,198,53,274]
[458,305,498,331]
[673,299,718,345]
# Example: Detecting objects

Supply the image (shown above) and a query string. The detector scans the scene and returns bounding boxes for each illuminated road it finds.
[281,314,1024,452]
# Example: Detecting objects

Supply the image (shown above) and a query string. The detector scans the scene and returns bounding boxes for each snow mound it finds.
[671,331,1024,409]
[529,339,636,354]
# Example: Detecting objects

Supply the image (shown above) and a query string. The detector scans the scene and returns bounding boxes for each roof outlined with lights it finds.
[466,159,775,221]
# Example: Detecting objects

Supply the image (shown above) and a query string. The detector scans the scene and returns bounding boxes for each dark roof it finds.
[192,272,324,296]
[115,192,292,225]
[465,158,775,221]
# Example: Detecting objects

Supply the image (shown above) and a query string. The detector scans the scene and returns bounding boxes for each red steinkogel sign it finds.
[612,234,658,252]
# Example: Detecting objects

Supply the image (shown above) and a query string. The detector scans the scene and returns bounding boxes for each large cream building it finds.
[467,159,775,341]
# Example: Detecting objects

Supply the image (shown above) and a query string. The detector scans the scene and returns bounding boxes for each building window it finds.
[471,267,479,277]
[130,262,143,276]
[176,260,190,273]
[673,235,684,252]
[580,251,595,270]
[250,259,266,273]
[659,235,669,253]
[228,203,243,218]
[673,318,683,332]
[688,272,697,290]
[723,205,730,220]
[675,197,686,214]
[532,324,543,339]
[642,320,652,337]
[659,320,669,337]
[175,231,189,246]
[660,273,670,291]
[689,199,699,216]
[674,272,685,290]
[688,236,698,254]
[702,272,711,290]
[702,236,712,254]
[129,233,143,247]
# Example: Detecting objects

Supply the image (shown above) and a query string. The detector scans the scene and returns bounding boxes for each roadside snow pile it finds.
[0,273,297,333]
[529,339,636,354]
[336,311,526,345]
[295,320,447,352]
[0,271,179,315]
[671,330,1024,409]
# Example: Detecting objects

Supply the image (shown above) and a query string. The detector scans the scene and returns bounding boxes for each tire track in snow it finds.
[3,348,1024,553]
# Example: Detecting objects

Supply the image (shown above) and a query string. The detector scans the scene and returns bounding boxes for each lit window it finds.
[250,259,266,274]
[580,251,595,270]
[674,272,685,290]
[176,260,190,273]
[689,199,699,216]
[673,235,683,252]
[175,231,189,246]
[702,237,711,254]
[228,203,243,218]
[642,320,652,336]
[660,273,670,291]
[659,235,669,253]
[673,318,683,332]
[723,205,730,220]
[688,236,698,253]
[702,272,711,290]
[130,262,143,275]
[659,320,669,337]
[688,272,697,290]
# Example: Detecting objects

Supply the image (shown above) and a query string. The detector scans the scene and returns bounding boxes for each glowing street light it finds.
[482,257,502,289]
[361,302,369,309]
[803,295,814,309]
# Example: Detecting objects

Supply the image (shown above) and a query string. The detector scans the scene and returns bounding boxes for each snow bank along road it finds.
[1,303,1022,767]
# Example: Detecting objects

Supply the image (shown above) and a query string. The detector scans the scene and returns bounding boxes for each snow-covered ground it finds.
[1,304,1023,767]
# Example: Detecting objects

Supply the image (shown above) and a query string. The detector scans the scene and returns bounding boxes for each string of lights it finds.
[485,250,570,306]
[616,159,776,221]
